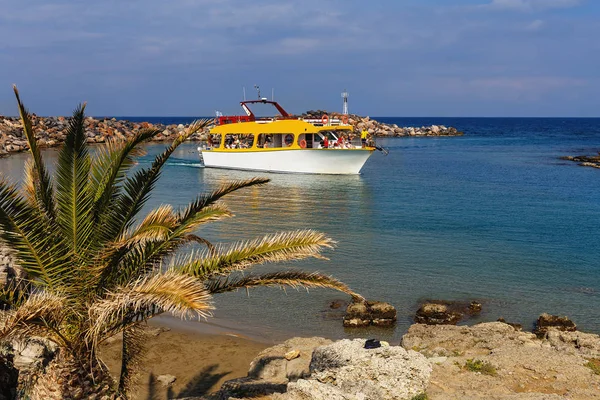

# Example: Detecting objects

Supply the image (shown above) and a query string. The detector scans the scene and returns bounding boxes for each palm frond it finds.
[205,271,364,302]
[183,234,216,254]
[22,159,37,204]
[100,119,211,244]
[97,199,232,291]
[88,270,213,343]
[12,85,55,219]
[0,292,68,346]
[0,178,69,287]
[119,204,178,244]
[91,129,159,222]
[118,324,148,398]
[55,103,94,254]
[176,178,269,223]
[176,230,335,279]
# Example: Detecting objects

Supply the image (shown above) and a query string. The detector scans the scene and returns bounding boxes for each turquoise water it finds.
[1,117,599,342]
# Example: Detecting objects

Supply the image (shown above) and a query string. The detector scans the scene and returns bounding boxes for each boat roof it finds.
[211,119,352,134]
[240,99,291,118]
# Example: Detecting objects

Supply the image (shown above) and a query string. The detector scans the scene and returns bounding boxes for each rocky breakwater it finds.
[302,110,463,138]
[560,152,600,169]
[0,115,210,156]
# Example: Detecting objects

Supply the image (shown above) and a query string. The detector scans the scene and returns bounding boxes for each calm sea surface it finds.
[2,117,599,342]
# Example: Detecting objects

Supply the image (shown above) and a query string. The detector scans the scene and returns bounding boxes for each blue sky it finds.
[1,0,599,117]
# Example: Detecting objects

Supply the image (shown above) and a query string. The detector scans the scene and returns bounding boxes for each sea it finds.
[2,117,599,343]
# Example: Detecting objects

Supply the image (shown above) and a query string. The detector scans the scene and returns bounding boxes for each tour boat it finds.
[198,98,375,174]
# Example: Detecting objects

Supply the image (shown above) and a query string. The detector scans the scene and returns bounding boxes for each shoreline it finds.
[100,318,268,400]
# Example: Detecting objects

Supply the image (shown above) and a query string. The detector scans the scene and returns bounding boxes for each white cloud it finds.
[525,19,544,31]
[483,0,582,11]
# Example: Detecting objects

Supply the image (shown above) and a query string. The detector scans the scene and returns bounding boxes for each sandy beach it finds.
[100,318,269,400]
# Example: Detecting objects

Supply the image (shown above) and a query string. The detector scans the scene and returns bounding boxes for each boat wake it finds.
[167,160,205,168]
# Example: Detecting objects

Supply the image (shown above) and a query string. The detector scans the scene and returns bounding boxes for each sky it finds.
[0,0,599,117]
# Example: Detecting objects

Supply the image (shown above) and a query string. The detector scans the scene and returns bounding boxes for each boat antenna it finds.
[341,89,349,115]
[254,84,261,99]
[243,86,246,101]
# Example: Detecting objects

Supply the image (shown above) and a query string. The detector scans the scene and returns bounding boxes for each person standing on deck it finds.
[361,128,368,148]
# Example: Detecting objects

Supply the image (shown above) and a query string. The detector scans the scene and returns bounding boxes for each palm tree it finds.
[0,86,363,399]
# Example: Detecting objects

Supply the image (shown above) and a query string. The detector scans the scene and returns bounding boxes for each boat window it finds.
[224,134,254,149]
[257,134,272,148]
[207,134,222,148]
[258,133,293,148]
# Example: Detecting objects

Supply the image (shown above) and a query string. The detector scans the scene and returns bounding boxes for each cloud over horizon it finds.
[0,0,598,117]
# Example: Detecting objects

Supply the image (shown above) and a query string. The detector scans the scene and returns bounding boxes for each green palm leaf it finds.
[177,230,335,279]
[102,119,211,244]
[12,85,55,220]
[55,103,94,254]
[205,270,364,301]
[0,178,69,287]
[91,129,159,223]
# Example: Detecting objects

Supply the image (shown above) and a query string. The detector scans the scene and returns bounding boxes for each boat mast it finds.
[342,89,349,115]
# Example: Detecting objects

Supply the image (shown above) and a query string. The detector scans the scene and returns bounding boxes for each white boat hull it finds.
[200,149,374,174]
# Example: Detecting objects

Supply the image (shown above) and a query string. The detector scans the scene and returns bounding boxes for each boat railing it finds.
[301,118,348,126]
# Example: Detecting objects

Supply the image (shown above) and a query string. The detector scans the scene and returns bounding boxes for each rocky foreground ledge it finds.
[186,322,600,400]
[0,113,462,157]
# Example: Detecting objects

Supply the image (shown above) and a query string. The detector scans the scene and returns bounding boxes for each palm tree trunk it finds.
[27,351,118,400]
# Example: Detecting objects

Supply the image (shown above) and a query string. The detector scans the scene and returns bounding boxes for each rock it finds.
[534,313,577,337]
[401,322,600,399]
[415,302,462,325]
[343,300,397,328]
[497,317,523,331]
[278,339,431,400]
[328,299,346,309]
[156,374,176,387]
[343,301,370,327]
[543,329,600,358]
[284,350,300,361]
[370,300,397,327]
[415,300,483,325]
[468,301,482,315]
[247,337,332,382]
[13,337,57,369]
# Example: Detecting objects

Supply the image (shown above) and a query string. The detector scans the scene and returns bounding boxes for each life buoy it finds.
[284,134,294,146]
[299,139,307,148]
[341,114,349,124]
[321,114,329,125]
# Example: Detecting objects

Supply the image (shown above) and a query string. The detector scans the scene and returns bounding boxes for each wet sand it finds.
[100,318,269,400]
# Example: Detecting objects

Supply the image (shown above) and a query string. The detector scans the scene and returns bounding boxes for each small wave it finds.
[168,162,205,168]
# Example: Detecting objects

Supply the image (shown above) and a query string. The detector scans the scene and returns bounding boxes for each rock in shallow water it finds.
[414,299,483,325]
[343,300,397,328]
[534,313,577,337]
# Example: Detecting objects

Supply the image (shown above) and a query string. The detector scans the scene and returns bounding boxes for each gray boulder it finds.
[278,339,431,400]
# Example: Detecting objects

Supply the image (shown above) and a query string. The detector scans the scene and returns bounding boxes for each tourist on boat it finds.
[322,136,329,149]
[361,129,368,148]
